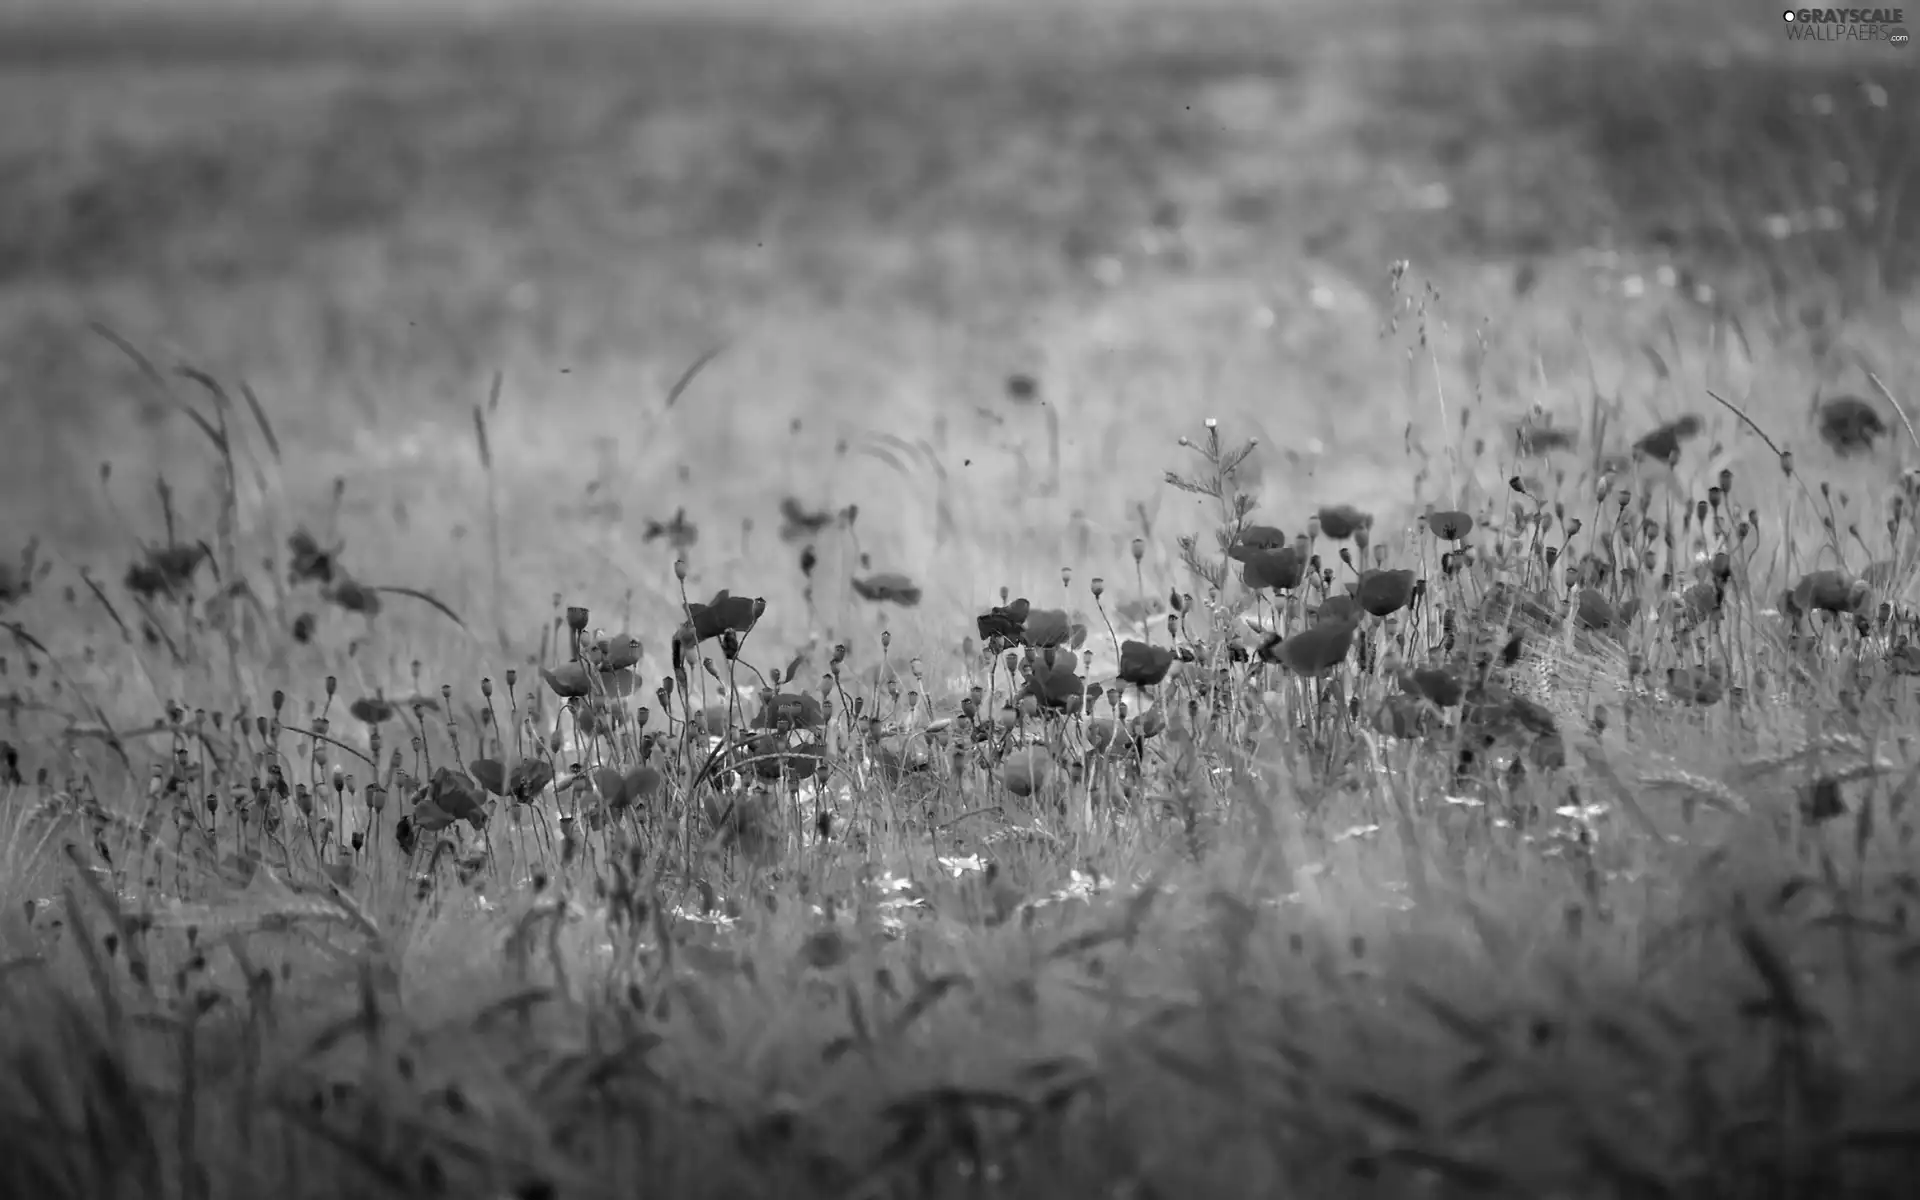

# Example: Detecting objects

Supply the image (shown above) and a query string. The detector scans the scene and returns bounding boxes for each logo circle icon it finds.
[1783,9,1795,19]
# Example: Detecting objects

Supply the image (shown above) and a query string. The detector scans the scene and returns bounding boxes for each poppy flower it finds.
[617,764,664,809]
[1508,694,1558,736]
[1117,640,1175,686]
[591,765,626,807]
[1022,648,1086,711]
[753,732,825,780]
[1241,546,1306,591]
[1316,505,1373,540]
[1024,607,1073,648]
[349,696,394,725]
[591,633,643,670]
[428,766,486,825]
[779,496,836,543]
[1315,594,1364,625]
[641,508,699,550]
[508,757,555,801]
[1356,568,1415,617]
[542,663,594,698]
[1515,425,1577,455]
[593,668,640,698]
[1666,666,1725,706]
[705,788,780,862]
[325,577,383,616]
[875,733,931,781]
[1003,746,1053,796]
[851,572,922,607]
[1264,618,1356,676]
[1889,641,1920,675]
[1816,395,1886,456]
[1404,666,1463,708]
[285,528,341,586]
[410,797,455,835]
[1632,414,1703,464]
[1800,776,1846,823]
[1531,733,1567,771]
[1575,589,1616,632]
[680,590,764,644]
[125,543,208,600]
[1375,692,1438,739]
[1426,511,1474,541]
[1674,580,1723,629]
[756,691,826,730]
[1130,707,1167,739]
[1787,570,1867,617]
[1086,717,1125,753]
[469,757,506,797]
[1226,525,1288,562]
[977,597,1030,642]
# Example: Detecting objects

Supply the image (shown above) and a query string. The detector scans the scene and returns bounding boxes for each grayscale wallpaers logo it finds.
[1784,8,1910,43]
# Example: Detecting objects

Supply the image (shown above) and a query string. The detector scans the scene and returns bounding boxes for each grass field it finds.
[4,1,1920,1197]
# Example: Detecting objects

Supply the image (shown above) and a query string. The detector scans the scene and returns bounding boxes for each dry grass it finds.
[4,2,1920,1198]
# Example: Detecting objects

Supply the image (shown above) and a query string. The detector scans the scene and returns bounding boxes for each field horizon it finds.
[4,3,1920,1198]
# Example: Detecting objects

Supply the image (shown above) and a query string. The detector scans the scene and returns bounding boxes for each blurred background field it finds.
[0,0,1915,666]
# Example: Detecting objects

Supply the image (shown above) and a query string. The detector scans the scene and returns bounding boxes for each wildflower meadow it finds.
[2,1,1919,1198]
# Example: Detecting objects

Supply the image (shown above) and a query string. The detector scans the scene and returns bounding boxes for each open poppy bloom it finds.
[977,598,1031,642]
[1117,639,1175,686]
[680,590,765,644]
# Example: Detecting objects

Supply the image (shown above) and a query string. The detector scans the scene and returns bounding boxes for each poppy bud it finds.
[331,765,345,793]
[1090,576,1105,599]
[505,668,518,690]
[881,630,891,651]
[480,677,493,698]
[1131,538,1145,564]
[566,606,589,632]
[325,675,337,697]
[1062,566,1073,589]
[272,689,285,714]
